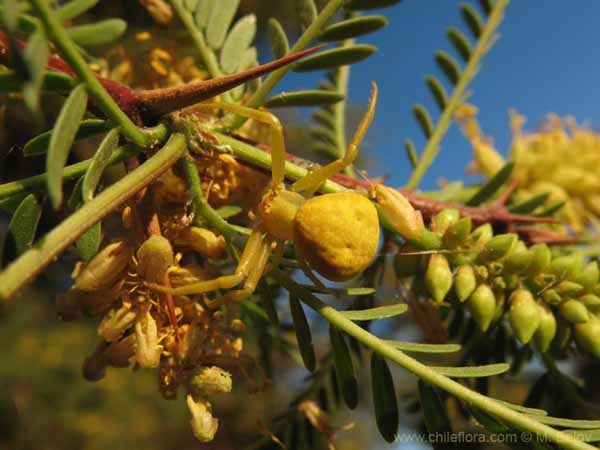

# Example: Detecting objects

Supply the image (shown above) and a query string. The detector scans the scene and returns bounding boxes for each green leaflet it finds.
[312,109,335,128]
[265,90,344,108]
[68,177,101,261]
[55,0,99,21]
[82,128,120,203]
[193,0,215,29]
[206,0,239,49]
[531,416,600,430]
[467,162,514,206]
[418,380,452,434]
[405,138,418,168]
[478,0,493,16]
[345,0,402,10]
[425,75,448,111]
[293,44,377,72]
[300,285,374,297]
[289,295,316,372]
[319,15,388,41]
[24,119,107,156]
[267,18,289,59]
[295,0,317,30]
[510,192,550,214]
[216,205,242,219]
[0,0,19,31]
[340,303,408,321]
[371,353,399,443]
[413,103,434,138]
[430,362,510,378]
[220,14,256,74]
[329,325,358,409]
[22,28,49,114]
[385,341,461,354]
[0,193,29,214]
[7,194,41,255]
[461,3,484,38]
[0,70,74,96]
[447,27,472,62]
[66,19,127,46]
[435,50,462,85]
[184,0,199,11]
[46,83,88,209]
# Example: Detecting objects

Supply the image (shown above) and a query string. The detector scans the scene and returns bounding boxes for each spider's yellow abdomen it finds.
[294,192,380,281]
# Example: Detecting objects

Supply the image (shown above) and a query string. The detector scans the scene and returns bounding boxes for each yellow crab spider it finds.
[151,82,383,307]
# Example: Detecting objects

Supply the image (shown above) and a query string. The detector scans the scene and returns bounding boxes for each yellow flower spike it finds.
[186,395,218,443]
[74,241,132,292]
[372,184,424,240]
[134,311,163,368]
[98,305,137,342]
[189,366,233,397]
[175,227,227,260]
[136,235,174,283]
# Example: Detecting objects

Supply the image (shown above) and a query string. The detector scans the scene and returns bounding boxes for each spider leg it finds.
[148,229,264,296]
[292,81,378,197]
[196,102,286,189]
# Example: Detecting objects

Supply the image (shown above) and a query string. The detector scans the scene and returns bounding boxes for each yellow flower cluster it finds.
[456,104,600,232]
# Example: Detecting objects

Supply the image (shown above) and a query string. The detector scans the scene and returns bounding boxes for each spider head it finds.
[257,188,305,241]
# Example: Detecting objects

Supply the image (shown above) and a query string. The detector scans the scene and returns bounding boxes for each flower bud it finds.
[137,235,174,283]
[474,265,489,282]
[542,289,562,305]
[556,281,584,297]
[574,315,600,357]
[504,242,532,274]
[175,227,227,260]
[431,208,460,235]
[425,254,453,303]
[99,305,137,342]
[528,244,551,274]
[534,303,557,353]
[135,311,163,368]
[103,335,135,367]
[559,299,589,324]
[509,289,540,344]
[189,366,232,397]
[394,245,422,278]
[576,261,600,291]
[373,185,424,240]
[186,395,218,442]
[454,265,476,302]
[443,217,472,248]
[492,276,506,290]
[551,254,582,281]
[75,241,131,291]
[471,223,493,246]
[580,294,600,307]
[504,274,519,291]
[466,284,496,331]
[479,234,517,263]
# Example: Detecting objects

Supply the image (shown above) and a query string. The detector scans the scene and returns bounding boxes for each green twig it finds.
[29,0,149,147]
[405,0,509,190]
[0,134,187,302]
[179,156,249,242]
[272,270,595,450]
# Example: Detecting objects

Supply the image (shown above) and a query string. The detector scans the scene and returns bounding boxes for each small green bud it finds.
[454,265,476,302]
[75,241,132,291]
[533,272,555,290]
[432,208,460,235]
[479,234,518,263]
[534,303,557,353]
[471,223,493,246]
[488,261,504,276]
[394,245,421,278]
[504,242,532,274]
[556,281,584,296]
[474,265,489,281]
[447,250,477,267]
[574,315,600,357]
[466,284,496,332]
[492,276,506,290]
[542,289,563,305]
[504,274,519,291]
[528,244,551,274]
[443,217,472,248]
[576,261,600,291]
[137,235,174,283]
[580,294,600,307]
[550,255,579,281]
[509,289,540,344]
[425,254,453,303]
[559,299,589,324]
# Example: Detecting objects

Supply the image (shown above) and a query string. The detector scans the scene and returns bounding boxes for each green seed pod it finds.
[394,245,421,278]
[580,294,600,307]
[509,289,540,344]
[534,303,557,353]
[559,299,589,324]
[574,315,600,357]
[542,289,563,306]
[75,241,132,292]
[556,281,584,297]
[443,217,472,248]
[504,242,532,274]
[425,254,453,303]
[576,261,600,291]
[466,284,496,331]
[471,223,493,246]
[432,208,460,235]
[528,244,551,274]
[454,265,476,302]
[479,234,517,263]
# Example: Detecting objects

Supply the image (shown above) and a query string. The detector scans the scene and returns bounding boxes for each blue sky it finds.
[276,1,600,191]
